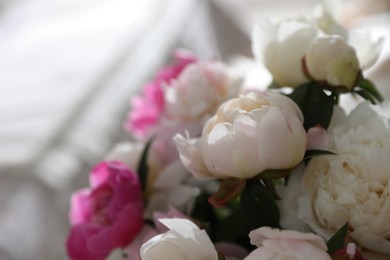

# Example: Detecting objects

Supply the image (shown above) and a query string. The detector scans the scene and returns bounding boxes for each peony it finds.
[245,227,330,260]
[106,122,208,218]
[252,0,383,89]
[66,161,144,260]
[281,103,390,255]
[305,35,360,90]
[174,91,307,179]
[140,218,218,260]
[314,0,384,70]
[124,50,197,139]
[164,61,242,121]
[251,17,319,87]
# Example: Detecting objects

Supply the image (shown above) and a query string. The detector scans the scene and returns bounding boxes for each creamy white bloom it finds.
[174,91,306,179]
[252,0,383,89]
[245,227,330,260]
[252,18,319,87]
[165,61,242,121]
[280,103,390,255]
[314,0,384,69]
[306,35,360,89]
[140,218,218,260]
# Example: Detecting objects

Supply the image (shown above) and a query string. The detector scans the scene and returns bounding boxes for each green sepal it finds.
[354,77,383,104]
[208,178,247,208]
[137,138,154,193]
[327,223,349,255]
[218,252,226,260]
[289,82,337,130]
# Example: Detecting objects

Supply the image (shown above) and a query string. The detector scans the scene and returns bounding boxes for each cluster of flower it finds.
[65,0,389,259]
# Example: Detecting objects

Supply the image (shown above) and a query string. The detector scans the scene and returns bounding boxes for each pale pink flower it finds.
[245,227,330,260]
[306,125,330,150]
[164,61,242,121]
[124,50,197,139]
[66,161,144,260]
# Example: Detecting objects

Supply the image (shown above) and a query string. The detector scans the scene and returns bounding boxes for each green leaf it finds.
[356,77,383,103]
[240,180,280,230]
[289,83,337,130]
[354,89,378,104]
[304,149,336,159]
[137,138,154,193]
[208,179,247,208]
[327,223,349,255]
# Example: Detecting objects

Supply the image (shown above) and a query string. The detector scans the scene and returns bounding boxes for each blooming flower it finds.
[245,227,330,260]
[279,103,390,255]
[164,61,242,121]
[140,218,218,260]
[105,139,201,219]
[174,91,306,179]
[124,50,197,139]
[66,161,144,260]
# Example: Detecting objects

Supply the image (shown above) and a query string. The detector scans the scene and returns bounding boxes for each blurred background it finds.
[0,0,389,259]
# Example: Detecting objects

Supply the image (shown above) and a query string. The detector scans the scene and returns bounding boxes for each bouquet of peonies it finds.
[65,0,389,259]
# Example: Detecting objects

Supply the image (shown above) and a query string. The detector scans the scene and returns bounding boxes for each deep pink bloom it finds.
[125,50,197,139]
[66,161,144,260]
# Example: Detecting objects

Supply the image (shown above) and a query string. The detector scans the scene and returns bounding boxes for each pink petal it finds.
[306,125,330,150]
[66,224,106,260]
[69,188,93,225]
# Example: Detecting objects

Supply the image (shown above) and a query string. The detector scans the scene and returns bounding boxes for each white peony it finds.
[251,0,383,89]
[305,35,360,90]
[140,218,218,260]
[279,103,390,255]
[252,17,319,87]
[314,0,384,70]
[174,91,306,179]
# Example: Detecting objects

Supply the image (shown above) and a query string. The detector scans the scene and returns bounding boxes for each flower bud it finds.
[306,35,360,90]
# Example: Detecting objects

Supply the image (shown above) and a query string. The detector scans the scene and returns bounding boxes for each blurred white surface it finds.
[0,0,210,259]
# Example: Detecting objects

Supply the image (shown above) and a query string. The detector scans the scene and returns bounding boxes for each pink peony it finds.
[245,227,331,260]
[66,161,144,260]
[125,50,197,139]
